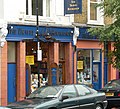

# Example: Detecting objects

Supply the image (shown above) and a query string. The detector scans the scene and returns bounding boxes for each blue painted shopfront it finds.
[7,24,74,103]
[6,24,107,102]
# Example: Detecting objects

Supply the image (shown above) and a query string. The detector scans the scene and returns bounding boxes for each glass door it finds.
[92,49,102,90]
[93,63,100,90]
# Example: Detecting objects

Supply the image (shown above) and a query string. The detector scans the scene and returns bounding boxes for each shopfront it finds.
[6,23,74,103]
[0,24,106,105]
[72,27,104,90]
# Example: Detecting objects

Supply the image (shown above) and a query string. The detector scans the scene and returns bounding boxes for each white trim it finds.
[87,0,104,25]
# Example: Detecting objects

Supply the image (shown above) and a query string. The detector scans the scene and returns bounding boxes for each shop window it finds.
[26,42,48,90]
[93,50,100,62]
[77,50,92,84]
[26,0,51,17]
[7,42,16,63]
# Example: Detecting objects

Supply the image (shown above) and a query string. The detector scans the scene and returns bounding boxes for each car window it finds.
[28,86,63,98]
[75,85,91,96]
[62,85,77,98]
[105,80,120,88]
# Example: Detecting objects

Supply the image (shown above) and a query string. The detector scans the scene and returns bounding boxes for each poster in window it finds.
[77,61,83,70]
[26,55,34,65]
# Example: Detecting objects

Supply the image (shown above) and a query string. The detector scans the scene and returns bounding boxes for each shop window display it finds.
[77,50,92,84]
[77,49,101,86]
[26,42,48,92]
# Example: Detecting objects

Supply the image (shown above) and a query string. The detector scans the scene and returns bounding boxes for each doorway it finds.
[92,63,101,89]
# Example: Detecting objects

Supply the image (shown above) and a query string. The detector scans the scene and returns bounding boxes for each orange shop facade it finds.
[0,24,116,106]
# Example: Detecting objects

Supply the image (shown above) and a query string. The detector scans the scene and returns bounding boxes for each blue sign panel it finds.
[64,0,82,14]
[51,68,57,85]
[7,24,73,42]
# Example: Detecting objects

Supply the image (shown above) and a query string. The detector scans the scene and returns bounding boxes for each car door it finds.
[75,85,95,109]
[58,85,80,109]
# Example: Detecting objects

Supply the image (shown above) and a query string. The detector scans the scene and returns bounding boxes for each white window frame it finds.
[87,0,104,25]
[27,0,52,18]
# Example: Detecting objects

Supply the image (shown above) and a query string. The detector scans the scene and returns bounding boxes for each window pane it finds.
[62,85,77,98]
[32,0,43,16]
[93,50,100,61]
[26,0,28,15]
[75,85,91,96]
[8,42,16,63]
[90,3,97,20]
[46,0,50,17]
[93,64,98,82]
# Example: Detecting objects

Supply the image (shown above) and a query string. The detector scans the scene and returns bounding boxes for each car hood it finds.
[7,98,55,108]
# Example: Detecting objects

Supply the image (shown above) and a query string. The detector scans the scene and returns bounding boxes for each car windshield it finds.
[28,86,63,98]
[104,80,120,88]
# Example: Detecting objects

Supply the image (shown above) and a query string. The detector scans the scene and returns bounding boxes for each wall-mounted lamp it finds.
[45,33,52,40]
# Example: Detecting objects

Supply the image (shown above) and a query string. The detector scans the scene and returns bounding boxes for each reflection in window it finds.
[93,64,98,82]
[93,50,100,62]
[62,85,77,98]
[8,42,16,63]
[32,0,43,16]
[90,0,97,20]
[75,85,91,96]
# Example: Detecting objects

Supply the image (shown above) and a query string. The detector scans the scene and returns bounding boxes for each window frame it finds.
[87,0,104,25]
[26,0,51,17]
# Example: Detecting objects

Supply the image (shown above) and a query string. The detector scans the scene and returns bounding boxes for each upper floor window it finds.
[26,0,50,17]
[87,0,104,25]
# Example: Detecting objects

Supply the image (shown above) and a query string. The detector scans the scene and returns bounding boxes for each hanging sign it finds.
[64,0,82,14]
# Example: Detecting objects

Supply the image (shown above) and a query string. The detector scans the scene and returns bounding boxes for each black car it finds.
[99,79,120,108]
[6,84,107,109]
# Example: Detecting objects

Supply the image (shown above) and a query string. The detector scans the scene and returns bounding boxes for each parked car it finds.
[99,79,120,108]
[6,84,107,109]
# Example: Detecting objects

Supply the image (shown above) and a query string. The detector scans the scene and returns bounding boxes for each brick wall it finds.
[1,42,7,106]
[16,42,26,101]
[74,0,87,24]
[74,0,113,25]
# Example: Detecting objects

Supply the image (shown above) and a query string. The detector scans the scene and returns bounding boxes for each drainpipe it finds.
[72,26,79,83]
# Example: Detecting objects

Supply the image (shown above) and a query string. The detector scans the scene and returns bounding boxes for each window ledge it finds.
[25,15,55,23]
[87,21,104,26]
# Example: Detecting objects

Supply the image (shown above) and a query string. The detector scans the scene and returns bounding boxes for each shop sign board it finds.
[64,0,82,14]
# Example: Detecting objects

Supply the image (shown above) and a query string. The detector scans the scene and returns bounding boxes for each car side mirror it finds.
[60,95,69,101]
